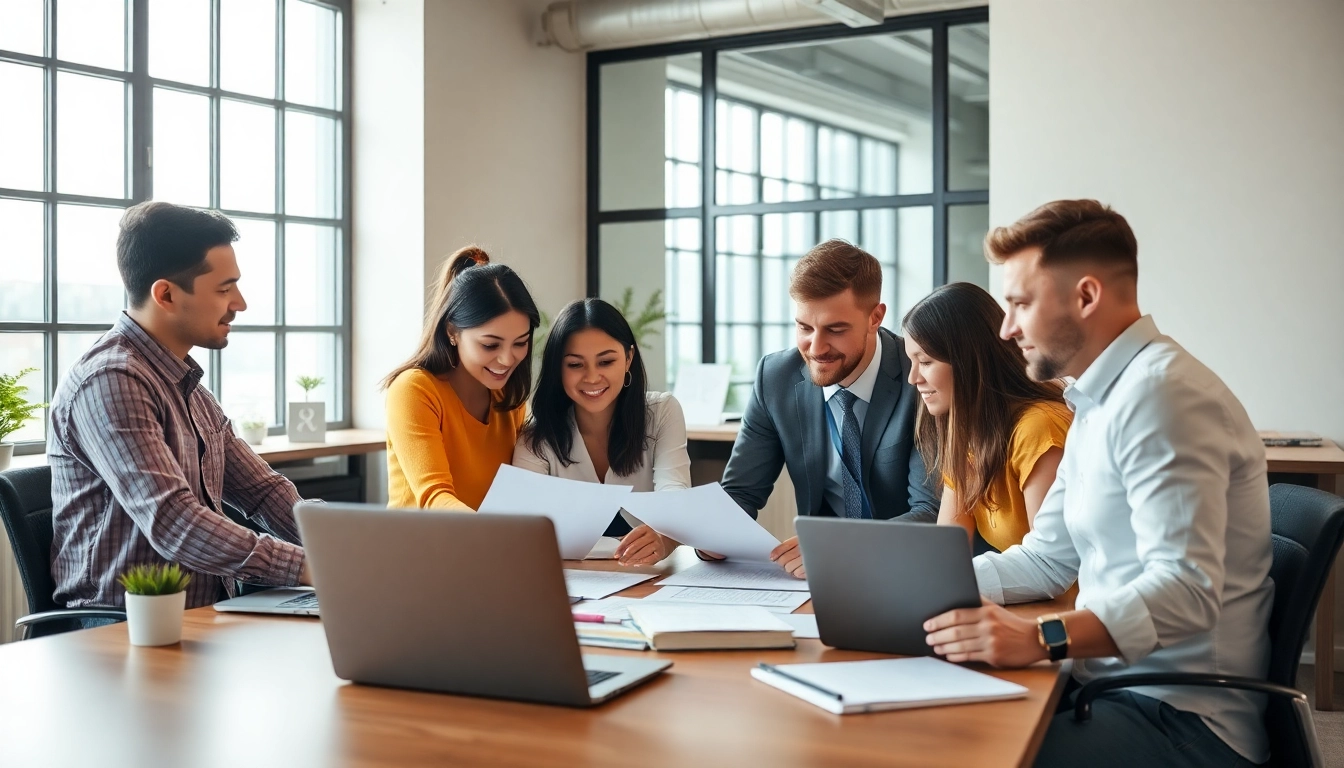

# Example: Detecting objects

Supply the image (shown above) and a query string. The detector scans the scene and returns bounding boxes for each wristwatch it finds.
[1036,614,1070,662]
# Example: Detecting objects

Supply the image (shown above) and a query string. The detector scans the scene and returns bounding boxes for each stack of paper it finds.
[644,586,810,613]
[752,657,1028,714]
[628,603,796,651]
[562,569,656,600]
[658,561,809,592]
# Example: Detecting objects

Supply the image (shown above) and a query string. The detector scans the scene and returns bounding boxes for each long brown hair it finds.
[902,282,1064,516]
[380,245,540,411]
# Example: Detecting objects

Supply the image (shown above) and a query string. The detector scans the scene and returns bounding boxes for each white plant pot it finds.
[124,590,187,646]
[0,443,12,472]
[241,424,268,446]
[287,402,326,443]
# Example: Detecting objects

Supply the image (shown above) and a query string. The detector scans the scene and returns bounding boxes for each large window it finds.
[0,0,351,453]
[591,11,990,409]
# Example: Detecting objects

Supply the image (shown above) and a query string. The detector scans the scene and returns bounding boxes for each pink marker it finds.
[572,613,623,625]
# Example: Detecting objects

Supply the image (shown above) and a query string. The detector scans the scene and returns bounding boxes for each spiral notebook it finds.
[752,657,1028,715]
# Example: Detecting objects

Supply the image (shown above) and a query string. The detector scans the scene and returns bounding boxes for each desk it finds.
[7,427,388,469]
[0,550,1071,767]
[1266,440,1344,710]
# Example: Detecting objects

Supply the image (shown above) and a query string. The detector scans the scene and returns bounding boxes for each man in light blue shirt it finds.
[924,200,1272,766]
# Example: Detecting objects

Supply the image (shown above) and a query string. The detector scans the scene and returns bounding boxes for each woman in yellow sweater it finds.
[381,246,540,511]
[902,282,1072,552]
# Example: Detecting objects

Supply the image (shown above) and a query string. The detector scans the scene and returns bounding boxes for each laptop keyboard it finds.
[586,669,619,687]
[277,593,320,610]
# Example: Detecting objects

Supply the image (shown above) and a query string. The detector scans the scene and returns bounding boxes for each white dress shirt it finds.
[820,334,883,517]
[512,391,692,493]
[973,315,1273,763]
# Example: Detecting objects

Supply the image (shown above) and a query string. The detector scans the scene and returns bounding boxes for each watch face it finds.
[1041,619,1068,646]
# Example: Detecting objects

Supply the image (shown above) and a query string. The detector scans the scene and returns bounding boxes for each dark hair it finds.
[523,298,649,476]
[902,282,1065,517]
[380,245,540,411]
[117,201,239,307]
[985,199,1138,277]
[789,239,882,308]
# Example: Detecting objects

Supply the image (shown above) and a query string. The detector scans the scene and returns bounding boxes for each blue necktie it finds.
[832,389,867,519]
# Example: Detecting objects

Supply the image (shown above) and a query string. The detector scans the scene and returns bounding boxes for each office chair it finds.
[1073,483,1344,767]
[0,466,126,640]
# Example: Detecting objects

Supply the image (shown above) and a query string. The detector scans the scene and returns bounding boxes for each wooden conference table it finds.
[0,549,1072,768]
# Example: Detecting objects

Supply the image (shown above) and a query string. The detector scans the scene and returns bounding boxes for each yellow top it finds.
[947,401,1073,552]
[384,368,526,511]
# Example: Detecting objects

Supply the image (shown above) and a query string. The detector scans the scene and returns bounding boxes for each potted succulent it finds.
[287,375,326,443]
[239,418,268,446]
[0,368,45,472]
[119,563,192,647]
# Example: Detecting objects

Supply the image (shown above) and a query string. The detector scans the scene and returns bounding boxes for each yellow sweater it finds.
[384,368,526,511]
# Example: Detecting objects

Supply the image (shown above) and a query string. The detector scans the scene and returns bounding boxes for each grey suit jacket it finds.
[721,327,939,523]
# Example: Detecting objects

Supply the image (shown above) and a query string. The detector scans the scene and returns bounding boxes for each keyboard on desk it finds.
[586,669,620,687]
[277,593,320,611]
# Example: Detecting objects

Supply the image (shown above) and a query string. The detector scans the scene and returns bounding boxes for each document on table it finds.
[562,569,656,600]
[644,586,810,613]
[751,657,1028,715]
[657,560,809,592]
[479,465,632,559]
[779,613,820,639]
[619,483,780,563]
[571,596,644,622]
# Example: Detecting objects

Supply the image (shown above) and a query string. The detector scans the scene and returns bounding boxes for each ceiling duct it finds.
[541,0,984,52]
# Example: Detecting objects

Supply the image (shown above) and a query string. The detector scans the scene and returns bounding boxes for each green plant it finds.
[295,376,325,402]
[612,287,667,348]
[0,368,46,444]
[118,563,192,596]
[241,419,266,430]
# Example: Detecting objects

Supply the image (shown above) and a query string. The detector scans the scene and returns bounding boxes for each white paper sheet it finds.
[627,603,793,634]
[479,465,632,559]
[562,569,657,599]
[644,586,810,613]
[571,596,644,622]
[656,560,809,592]
[779,613,820,639]
[752,657,1029,714]
[585,537,620,560]
[672,363,732,426]
[619,483,780,563]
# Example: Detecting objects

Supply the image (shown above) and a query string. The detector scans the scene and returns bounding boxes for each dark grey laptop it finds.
[796,518,981,656]
[294,503,670,706]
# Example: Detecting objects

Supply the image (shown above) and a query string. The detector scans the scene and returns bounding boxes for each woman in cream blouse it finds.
[513,298,690,565]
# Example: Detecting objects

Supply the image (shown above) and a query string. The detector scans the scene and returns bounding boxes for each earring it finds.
[624,370,632,388]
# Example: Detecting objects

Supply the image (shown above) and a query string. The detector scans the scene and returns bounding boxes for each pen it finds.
[757,663,844,701]
[573,613,624,625]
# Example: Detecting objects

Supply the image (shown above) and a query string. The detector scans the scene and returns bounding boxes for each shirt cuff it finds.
[974,555,1005,604]
[1085,582,1159,664]
[249,539,305,587]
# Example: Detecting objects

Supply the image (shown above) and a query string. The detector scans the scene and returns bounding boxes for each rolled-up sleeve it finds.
[70,369,304,586]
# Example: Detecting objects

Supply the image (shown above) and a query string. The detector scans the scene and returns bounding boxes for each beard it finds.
[806,346,865,387]
[1025,320,1084,381]
[191,313,235,351]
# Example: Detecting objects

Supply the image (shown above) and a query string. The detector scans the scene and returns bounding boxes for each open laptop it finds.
[796,517,981,656]
[289,502,669,707]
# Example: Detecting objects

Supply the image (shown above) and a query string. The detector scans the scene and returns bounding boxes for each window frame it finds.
[586,7,990,389]
[0,0,354,456]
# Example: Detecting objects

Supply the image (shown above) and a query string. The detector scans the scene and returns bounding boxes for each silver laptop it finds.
[796,517,981,656]
[292,502,670,707]
[214,587,321,616]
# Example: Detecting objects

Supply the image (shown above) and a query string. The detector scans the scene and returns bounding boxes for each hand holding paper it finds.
[479,465,632,559]
[619,483,781,563]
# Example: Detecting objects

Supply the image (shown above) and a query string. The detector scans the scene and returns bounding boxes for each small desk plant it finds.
[118,564,192,646]
[288,375,326,443]
[0,367,45,472]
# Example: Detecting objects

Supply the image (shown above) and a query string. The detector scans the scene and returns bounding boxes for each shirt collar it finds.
[115,312,205,394]
[822,332,883,405]
[1066,315,1160,411]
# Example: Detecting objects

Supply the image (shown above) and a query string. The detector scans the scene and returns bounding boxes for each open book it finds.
[752,657,1028,715]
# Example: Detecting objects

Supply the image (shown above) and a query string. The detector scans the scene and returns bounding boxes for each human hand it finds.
[614,525,673,566]
[769,536,806,579]
[923,598,1047,667]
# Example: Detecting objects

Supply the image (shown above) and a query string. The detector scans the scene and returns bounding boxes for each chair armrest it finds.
[15,608,128,641]
[1074,673,1305,721]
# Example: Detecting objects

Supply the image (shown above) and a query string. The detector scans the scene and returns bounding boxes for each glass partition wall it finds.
[589,11,990,410]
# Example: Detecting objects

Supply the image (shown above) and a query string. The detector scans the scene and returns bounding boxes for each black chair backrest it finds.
[0,466,58,616]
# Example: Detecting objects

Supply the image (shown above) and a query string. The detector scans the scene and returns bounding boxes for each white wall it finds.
[991,0,1344,447]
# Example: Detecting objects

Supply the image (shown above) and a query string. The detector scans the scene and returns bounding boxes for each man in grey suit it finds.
[720,239,938,579]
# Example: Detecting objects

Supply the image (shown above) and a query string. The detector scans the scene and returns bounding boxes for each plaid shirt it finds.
[48,313,306,609]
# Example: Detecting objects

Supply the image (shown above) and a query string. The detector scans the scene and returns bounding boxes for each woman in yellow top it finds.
[902,282,1072,552]
[380,246,540,511]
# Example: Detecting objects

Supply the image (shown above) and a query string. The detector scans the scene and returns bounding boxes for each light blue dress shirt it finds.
[820,334,882,518]
[973,316,1274,763]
